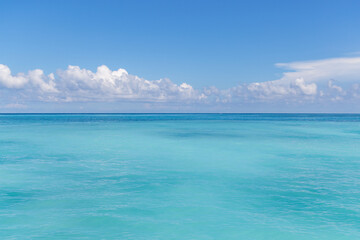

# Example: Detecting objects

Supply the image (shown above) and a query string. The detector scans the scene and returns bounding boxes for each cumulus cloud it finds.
[1,56,360,109]
[216,57,360,103]
[0,64,28,88]
[54,65,202,102]
[0,64,203,103]
[0,64,58,93]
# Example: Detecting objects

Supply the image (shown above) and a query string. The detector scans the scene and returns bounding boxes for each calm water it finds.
[1,114,360,239]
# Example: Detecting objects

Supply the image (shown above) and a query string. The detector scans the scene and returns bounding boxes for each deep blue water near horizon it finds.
[1,114,360,239]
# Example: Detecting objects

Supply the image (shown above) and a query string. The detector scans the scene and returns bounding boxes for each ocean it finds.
[1,114,359,239]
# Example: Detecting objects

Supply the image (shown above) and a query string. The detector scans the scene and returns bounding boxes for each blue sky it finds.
[1,0,360,112]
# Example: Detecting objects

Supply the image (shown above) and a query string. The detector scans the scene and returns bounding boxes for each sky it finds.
[1,0,360,112]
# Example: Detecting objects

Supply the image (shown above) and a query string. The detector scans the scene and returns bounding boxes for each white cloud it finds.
[0,64,28,88]
[0,64,58,93]
[294,78,317,95]
[328,80,344,93]
[224,57,360,103]
[0,64,203,103]
[55,65,201,102]
[275,57,360,83]
[28,70,58,93]
[1,56,360,109]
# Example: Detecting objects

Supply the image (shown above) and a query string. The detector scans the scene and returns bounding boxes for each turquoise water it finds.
[1,114,360,239]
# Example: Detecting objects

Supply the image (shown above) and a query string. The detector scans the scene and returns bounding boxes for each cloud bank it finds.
[1,56,360,112]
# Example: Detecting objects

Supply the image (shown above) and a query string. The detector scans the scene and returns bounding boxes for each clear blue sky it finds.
[1,0,360,112]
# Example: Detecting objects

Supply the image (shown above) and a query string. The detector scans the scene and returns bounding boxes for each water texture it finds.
[0,114,359,239]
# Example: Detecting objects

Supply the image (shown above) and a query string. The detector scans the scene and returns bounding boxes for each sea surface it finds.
[0,114,360,239]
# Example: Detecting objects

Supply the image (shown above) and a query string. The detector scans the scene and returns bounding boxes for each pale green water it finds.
[0,114,360,239]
